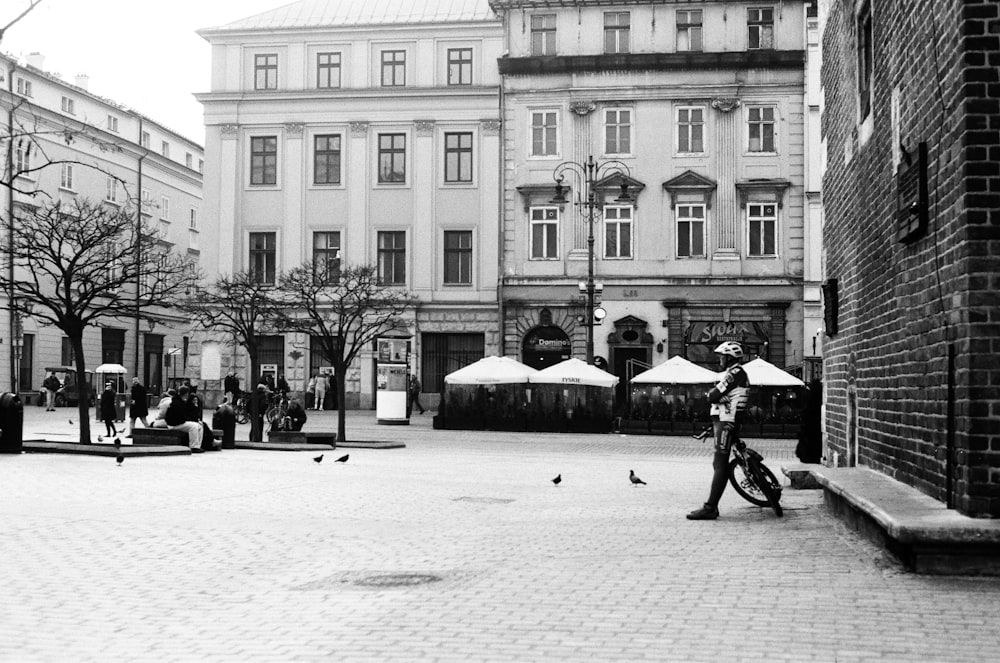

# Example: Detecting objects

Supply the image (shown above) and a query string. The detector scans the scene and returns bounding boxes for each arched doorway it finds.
[522,325,571,370]
[607,315,653,411]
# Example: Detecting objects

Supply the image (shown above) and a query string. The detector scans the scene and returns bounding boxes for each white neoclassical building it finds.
[197,0,504,407]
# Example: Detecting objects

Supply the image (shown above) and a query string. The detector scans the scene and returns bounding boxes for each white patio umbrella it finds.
[738,358,805,387]
[528,358,619,388]
[444,356,538,385]
[630,355,718,384]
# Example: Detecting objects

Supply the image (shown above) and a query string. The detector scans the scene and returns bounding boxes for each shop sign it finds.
[523,326,571,353]
[686,321,768,345]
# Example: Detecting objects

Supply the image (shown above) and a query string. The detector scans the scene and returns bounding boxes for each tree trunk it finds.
[69,335,91,444]
[336,367,347,443]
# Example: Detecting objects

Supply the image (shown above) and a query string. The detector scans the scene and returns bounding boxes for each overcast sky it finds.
[3,0,288,144]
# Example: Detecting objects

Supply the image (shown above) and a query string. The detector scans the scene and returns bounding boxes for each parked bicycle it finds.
[232,395,250,425]
[265,393,291,433]
[694,426,783,517]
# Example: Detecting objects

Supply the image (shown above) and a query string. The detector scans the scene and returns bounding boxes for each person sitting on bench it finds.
[165,386,203,452]
[285,399,307,432]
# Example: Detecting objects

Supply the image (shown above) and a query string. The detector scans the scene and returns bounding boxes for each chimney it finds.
[75,74,89,91]
[26,52,45,70]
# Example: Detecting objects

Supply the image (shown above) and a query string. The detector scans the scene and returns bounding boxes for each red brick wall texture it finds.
[821,0,999,517]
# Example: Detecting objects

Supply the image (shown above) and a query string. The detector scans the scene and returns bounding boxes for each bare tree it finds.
[0,198,197,443]
[180,271,282,442]
[0,0,44,47]
[275,263,418,443]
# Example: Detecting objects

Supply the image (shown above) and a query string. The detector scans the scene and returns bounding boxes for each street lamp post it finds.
[550,155,632,365]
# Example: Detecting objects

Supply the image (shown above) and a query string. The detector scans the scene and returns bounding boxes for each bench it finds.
[267,430,337,447]
[132,426,223,451]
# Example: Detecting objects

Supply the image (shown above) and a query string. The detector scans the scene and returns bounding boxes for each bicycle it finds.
[265,393,291,433]
[694,426,783,517]
[232,395,250,425]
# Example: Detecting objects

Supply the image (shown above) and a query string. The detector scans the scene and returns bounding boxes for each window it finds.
[530,14,556,56]
[748,7,774,49]
[604,12,631,54]
[160,196,170,221]
[381,50,406,87]
[313,231,341,283]
[378,133,406,183]
[444,132,473,183]
[60,163,74,190]
[530,110,558,157]
[676,204,706,257]
[747,203,777,256]
[677,10,703,52]
[141,131,150,148]
[250,136,278,185]
[857,0,873,121]
[161,141,170,158]
[604,109,631,155]
[256,336,284,369]
[249,232,276,284]
[748,106,776,152]
[189,208,198,230]
[105,176,118,203]
[317,52,342,88]
[185,153,193,168]
[61,96,75,114]
[141,188,152,213]
[314,134,342,185]
[15,143,30,175]
[377,231,406,285]
[677,107,705,153]
[530,207,559,259]
[448,48,473,85]
[604,206,632,259]
[254,54,278,90]
[107,115,119,133]
[61,337,75,367]
[16,78,32,96]
[444,231,473,284]
[421,333,484,394]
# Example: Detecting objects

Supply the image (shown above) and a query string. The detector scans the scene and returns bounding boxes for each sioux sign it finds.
[686,321,768,345]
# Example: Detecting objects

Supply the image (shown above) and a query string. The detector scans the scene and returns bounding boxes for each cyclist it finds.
[687,341,751,521]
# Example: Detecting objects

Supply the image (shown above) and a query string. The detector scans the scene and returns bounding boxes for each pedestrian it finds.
[99,382,119,438]
[224,371,241,404]
[127,377,150,436]
[687,342,750,521]
[276,372,290,398]
[165,386,203,451]
[150,389,174,428]
[314,372,328,410]
[263,373,276,392]
[251,383,269,441]
[43,371,61,411]
[409,374,425,415]
[305,373,316,410]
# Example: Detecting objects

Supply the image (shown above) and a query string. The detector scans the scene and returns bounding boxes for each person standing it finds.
[127,377,150,436]
[276,372,290,398]
[99,382,119,438]
[305,373,316,410]
[313,372,328,411]
[687,342,750,521]
[43,371,61,411]
[408,374,425,415]
[224,372,241,404]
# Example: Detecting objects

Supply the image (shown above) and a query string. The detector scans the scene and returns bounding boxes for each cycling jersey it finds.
[709,364,749,423]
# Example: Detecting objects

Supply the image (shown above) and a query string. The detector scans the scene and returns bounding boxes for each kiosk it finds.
[375,337,409,424]
[95,363,127,422]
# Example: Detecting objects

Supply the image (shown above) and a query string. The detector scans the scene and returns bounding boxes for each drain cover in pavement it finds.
[453,496,515,504]
[354,573,442,587]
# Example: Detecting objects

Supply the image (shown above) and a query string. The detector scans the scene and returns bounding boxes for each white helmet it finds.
[713,341,744,359]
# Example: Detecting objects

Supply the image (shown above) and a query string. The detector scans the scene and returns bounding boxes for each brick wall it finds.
[821,0,1000,517]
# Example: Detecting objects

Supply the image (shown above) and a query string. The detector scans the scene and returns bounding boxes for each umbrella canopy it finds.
[95,363,127,374]
[528,358,619,388]
[737,358,805,387]
[444,356,538,385]
[631,355,718,384]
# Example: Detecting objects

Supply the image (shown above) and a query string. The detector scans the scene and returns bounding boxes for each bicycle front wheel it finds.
[234,409,249,425]
[728,457,783,516]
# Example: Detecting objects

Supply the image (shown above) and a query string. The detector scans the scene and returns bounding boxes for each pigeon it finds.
[68,419,73,425]
[313,455,324,464]
[116,453,124,466]
[551,474,562,486]
[335,454,349,463]
[114,438,121,448]
[97,435,103,442]
[629,470,647,486]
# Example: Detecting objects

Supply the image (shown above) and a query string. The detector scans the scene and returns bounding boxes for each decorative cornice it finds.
[711,98,742,113]
[220,124,240,138]
[569,100,596,116]
[284,122,305,136]
[349,121,369,137]
[480,118,501,135]
[414,120,436,136]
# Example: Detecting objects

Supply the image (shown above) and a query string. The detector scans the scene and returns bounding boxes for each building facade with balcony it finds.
[1,51,204,402]
[489,0,815,407]
[196,0,504,407]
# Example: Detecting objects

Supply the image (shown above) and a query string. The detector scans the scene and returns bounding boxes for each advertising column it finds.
[375,338,409,425]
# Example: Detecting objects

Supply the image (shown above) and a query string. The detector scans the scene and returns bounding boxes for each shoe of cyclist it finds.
[686,503,720,520]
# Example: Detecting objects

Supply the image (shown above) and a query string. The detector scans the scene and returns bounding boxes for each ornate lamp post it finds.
[550,155,632,365]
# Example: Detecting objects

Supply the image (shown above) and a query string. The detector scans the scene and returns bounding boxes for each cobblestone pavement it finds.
[3,408,1000,662]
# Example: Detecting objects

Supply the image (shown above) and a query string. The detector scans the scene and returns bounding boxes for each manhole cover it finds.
[354,573,442,588]
[453,496,515,505]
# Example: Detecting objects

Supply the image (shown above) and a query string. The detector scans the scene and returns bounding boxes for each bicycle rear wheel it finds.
[234,407,250,425]
[728,457,783,516]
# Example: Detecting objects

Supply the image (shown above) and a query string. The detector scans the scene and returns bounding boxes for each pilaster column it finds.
[283,123,305,265]
[480,119,501,296]
[413,120,436,295]
[218,124,240,272]
[712,98,741,255]
[347,121,369,261]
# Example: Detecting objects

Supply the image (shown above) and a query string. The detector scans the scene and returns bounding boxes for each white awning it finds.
[444,356,538,385]
[630,355,718,384]
[528,358,619,388]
